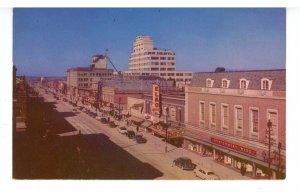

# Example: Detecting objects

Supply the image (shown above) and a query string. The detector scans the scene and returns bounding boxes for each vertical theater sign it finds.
[152,84,160,115]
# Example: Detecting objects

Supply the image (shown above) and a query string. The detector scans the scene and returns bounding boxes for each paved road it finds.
[37,87,251,180]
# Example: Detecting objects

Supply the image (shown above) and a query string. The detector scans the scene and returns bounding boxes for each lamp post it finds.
[165,107,169,153]
[118,97,121,121]
[267,119,273,179]
[277,142,282,178]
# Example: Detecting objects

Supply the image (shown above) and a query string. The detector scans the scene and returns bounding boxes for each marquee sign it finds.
[211,138,256,156]
[152,84,160,113]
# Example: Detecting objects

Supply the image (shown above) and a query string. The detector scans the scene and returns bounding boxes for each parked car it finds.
[173,157,196,171]
[126,130,135,139]
[72,108,79,114]
[89,112,97,118]
[194,166,220,180]
[118,126,127,134]
[100,117,108,124]
[109,121,118,128]
[134,134,147,143]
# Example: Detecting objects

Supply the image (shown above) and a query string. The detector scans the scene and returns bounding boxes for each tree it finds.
[215,67,225,73]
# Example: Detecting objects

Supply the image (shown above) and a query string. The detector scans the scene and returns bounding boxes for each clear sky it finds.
[13,8,286,76]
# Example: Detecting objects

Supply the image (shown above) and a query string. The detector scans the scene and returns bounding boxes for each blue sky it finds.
[13,8,286,76]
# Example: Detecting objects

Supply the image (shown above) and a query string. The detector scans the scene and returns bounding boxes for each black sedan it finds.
[126,130,135,139]
[173,157,196,171]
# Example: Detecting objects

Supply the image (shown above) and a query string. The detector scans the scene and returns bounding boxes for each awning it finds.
[121,110,129,115]
[131,116,144,123]
[141,120,153,128]
[132,103,144,108]
[184,136,280,169]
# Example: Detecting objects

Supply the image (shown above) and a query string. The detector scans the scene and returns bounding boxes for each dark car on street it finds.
[109,121,118,128]
[173,157,196,171]
[88,111,97,118]
[100,117,108,124]
[134,134,147,143]
[126,130,135,139]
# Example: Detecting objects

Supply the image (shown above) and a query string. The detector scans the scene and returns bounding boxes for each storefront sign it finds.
[211,138,256,156]
[152,84,160,113]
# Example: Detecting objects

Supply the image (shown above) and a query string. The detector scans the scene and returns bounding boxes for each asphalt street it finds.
[13,87,251,179]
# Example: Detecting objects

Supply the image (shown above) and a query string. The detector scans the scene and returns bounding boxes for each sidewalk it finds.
[117,119,252,180]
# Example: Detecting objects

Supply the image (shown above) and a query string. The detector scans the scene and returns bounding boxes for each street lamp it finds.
[165,107,169,153]
[118,97,121,121]
[267,119,273,179]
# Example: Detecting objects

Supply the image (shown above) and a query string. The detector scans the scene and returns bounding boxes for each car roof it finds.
[197,166,213,172]
[178,157,191,160]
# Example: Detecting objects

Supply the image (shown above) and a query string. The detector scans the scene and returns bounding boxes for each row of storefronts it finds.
[65,70,286,179]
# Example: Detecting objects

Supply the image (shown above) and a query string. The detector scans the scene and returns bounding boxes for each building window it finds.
[199,101,205,123]
[261,78,272,90]
[250,108,259,134]
[170,107,176,120]
[206,79,214,88]
[210,103,216,126]
[221,104,229,129]
[222,79,230,88]
[234,106,243,136]
[240,79,248,89]
[268,110,278,144]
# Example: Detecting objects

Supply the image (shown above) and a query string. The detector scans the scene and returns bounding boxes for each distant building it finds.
[184,69,286,179]
[99,75,175,115]
[66,54,113,103]
[124,35,193,88]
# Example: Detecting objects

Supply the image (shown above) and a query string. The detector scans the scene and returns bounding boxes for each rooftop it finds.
[190,69,286,91]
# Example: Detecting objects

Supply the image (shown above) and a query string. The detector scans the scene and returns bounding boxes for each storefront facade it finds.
[184,70,286,179]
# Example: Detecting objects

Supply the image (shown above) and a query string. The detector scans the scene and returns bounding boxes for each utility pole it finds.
[267,120,273,179]
[118,97,121,121]
[165,107,169,153]
[277,142,282,178]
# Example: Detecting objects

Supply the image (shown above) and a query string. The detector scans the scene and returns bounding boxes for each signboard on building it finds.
[211,138,257,156]
[152,84,160,114]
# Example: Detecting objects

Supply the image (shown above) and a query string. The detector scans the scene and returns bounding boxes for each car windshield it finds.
[207,172,215,175]
[120,127,126,130]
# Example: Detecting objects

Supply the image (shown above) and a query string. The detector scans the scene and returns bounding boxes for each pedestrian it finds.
[241,163,246,176]
[136,126,139,132]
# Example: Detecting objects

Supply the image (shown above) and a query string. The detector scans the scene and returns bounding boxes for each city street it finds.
[33,87,250,180]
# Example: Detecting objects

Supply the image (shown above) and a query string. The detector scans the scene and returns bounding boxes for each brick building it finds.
[184,69,286,179]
